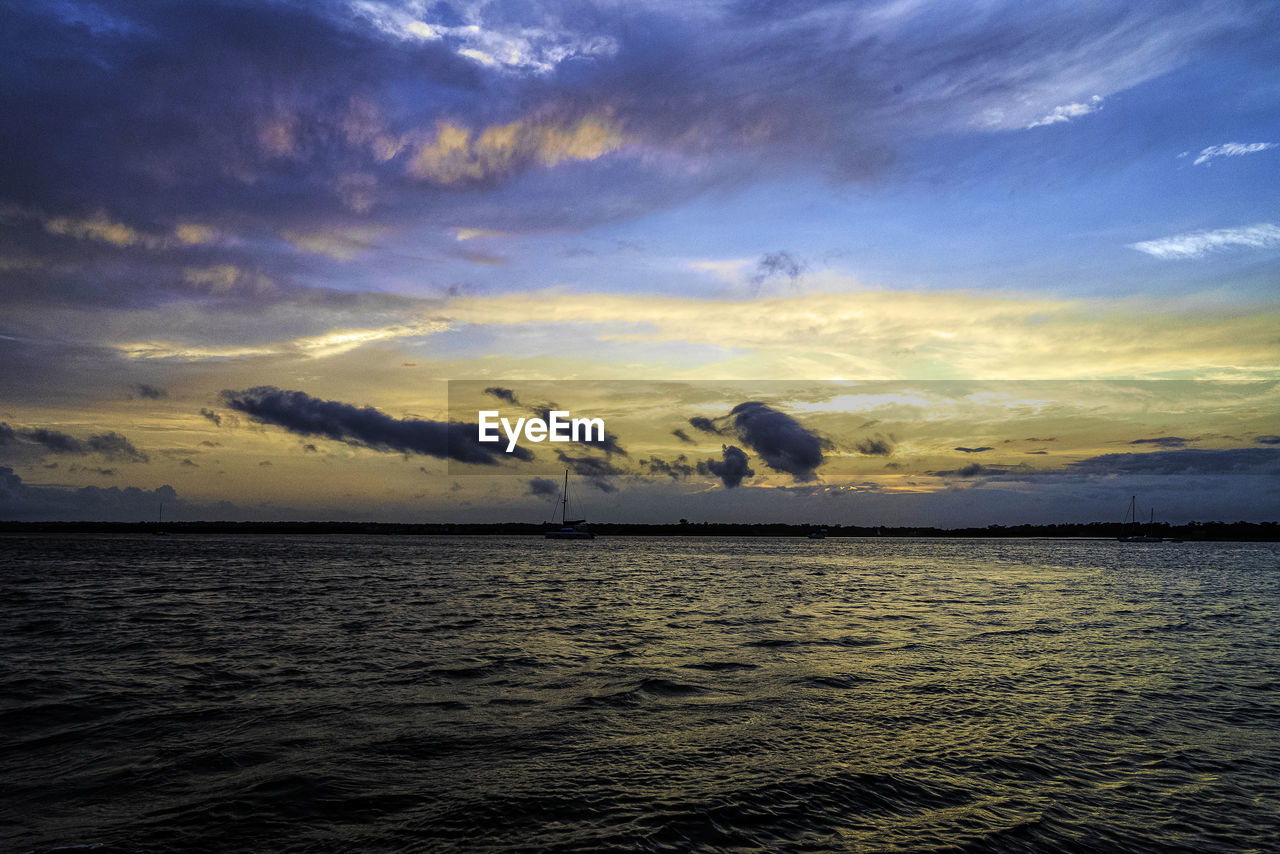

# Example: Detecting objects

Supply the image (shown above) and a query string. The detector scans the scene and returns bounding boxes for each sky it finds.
[1,0,1278,524]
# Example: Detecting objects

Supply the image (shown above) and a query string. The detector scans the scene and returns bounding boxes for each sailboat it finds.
[1118,495,1162,543]
[152,502,169,535]
[545,469,595,540]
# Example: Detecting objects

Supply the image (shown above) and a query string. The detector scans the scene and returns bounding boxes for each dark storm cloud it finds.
[1130,437,1190,448]
[68,465,115,477]
[85,432,149,462]
[527,477,560,497]
[698,445,754,489]
[1065,448,1280,477]
[554,451,622,492]
[1253,435,1280,445]
[221,386,532,465]
[5,0,1256,277]
[0,424,79,455]
[0,422,148,462]
[0,465,177,521]
[728,401,826,481]
[856,436,894,456]
[687,402,828,481]
[199,408,223,427]
[134,383,167,400]
[689,417,721,434]
[484,387,520,405]
[0,0,479,219]
[931,448,1280,481]
[929,462,1032,479]
[525,406,626,456]
[955,446,994,454]
[580,429,627,456]
[672,428,695,444]
[641,455,694,480]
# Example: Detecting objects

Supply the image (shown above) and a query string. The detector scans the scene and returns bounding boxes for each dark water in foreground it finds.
[2,535,1279,853]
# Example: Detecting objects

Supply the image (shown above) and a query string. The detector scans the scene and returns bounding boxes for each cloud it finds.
[85,432,149,462]
[527,477,560,496]
[526,405,626,456]
[2,0,1257,262]
[1,423,77,455]
[0,423,147,462]
[857,436,895,456]
[1064,448,1280,477]
[1191,142,1276,166]
[727,401,826,481]
[1256,435,1280,445]
[174,223,219,245]
[698,445,754,488]
[749,251,806,294]
[199,408,223,427]
[350,2,618,75]
[0,465,177,521]
[671,428,695,444]
[282,227,386,261]
[1026,95,1103,129]
[641,455,694,480]
[1129,223,1280,260]
[689,416,721,434]
[43,212,141,247]
[1130,436,1189,448]
[220,386,532,464]
[484,386,520,404]
[930,462,1033,479]
[932,448,1280,481]
[955,446,993,453]
[553,450,622,492]
[406,113,626,185]
[134,383,167,400]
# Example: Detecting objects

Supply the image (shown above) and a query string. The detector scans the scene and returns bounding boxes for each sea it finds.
[3,534,1279,853]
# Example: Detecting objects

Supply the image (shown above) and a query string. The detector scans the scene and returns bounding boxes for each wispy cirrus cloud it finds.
[1187,142,1276,166]
[1129,223,1280,260]
[1026,95,1102,129]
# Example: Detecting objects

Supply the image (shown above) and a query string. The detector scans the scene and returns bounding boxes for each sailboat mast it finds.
[562,469,569,525]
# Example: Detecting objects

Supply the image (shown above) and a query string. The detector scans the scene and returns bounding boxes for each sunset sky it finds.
[1,0,1278,524]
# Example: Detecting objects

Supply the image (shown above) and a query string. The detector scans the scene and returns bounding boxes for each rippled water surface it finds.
[3,534,1279,852]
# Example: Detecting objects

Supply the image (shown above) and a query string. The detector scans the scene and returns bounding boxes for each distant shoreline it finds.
[1,520,1277,541]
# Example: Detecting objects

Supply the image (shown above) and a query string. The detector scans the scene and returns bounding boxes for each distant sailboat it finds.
[545,469,595,540]
[807,527,828,539]
[1118,495,1162,543]
[152,501,169,536]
